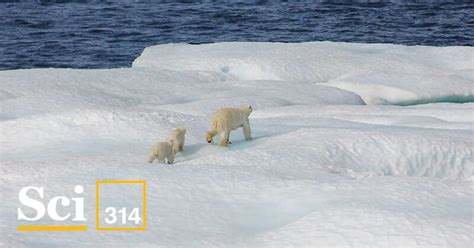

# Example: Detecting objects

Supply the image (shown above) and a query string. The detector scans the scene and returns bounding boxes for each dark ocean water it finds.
[0,1,473,70]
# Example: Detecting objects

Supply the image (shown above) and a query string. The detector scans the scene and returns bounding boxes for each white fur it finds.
[206,104,253,146]
[166,127,186,154]
[148,141,175,164]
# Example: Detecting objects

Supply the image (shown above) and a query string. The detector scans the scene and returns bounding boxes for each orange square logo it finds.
[95,180,146,231]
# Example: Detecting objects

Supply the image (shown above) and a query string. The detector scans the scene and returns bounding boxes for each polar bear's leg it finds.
[172,143,180,155]
[177,136,184,151]
[226,138,232,145]
[243,122,252,140]
[220,130,230,146]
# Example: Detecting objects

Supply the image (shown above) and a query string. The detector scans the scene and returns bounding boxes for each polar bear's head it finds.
[206,130,216,144]
[241,104,253,116]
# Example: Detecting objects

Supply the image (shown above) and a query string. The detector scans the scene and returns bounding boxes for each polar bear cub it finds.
[206,104,253,146]
[166,127,186,154]
[148,141,175,164]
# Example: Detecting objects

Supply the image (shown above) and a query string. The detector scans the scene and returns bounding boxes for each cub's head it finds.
[241,104,253,116]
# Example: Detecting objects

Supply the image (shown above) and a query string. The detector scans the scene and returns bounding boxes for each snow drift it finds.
[133,42,474,105]
[1,42,473,247]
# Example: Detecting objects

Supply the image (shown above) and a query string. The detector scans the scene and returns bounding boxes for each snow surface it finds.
[134,42,474,105]
[1,42,473,247]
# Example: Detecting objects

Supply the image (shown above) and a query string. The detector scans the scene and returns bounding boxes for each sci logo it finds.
[18,185,86,222]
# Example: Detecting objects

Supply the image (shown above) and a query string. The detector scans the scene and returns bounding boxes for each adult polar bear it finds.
[206,105,253,146]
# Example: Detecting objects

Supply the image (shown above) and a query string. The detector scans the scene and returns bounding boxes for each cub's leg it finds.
[172,143,180,155]
[158,152,166,163]
[148,150,158,163]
